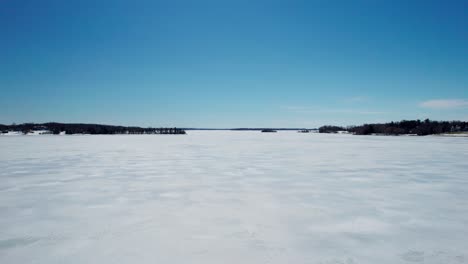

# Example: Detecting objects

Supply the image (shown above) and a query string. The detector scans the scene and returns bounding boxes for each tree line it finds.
[318,126,346,133]
[319,119,468,136]
[0,122,186,135]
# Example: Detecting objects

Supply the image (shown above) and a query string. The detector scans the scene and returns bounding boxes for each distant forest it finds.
[0,122,186,135]
[2,120,468,136]
[319,119,468,136]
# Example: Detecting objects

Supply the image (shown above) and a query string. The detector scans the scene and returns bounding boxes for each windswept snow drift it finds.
[0,132,467,264]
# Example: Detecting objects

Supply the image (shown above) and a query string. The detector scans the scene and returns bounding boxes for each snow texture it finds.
[1,131,467,264]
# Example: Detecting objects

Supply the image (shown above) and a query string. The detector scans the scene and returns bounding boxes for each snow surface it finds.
[0,130,51,136]
[439,133,468,137]
[1,131,467,264]
[1,131,22,136]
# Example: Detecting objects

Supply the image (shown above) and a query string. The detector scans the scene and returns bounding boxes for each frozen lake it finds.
[1,132,467,264]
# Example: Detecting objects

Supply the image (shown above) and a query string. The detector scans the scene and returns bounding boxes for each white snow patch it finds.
[0,131,467,264]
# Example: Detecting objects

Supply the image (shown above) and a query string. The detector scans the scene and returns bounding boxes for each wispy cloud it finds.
[344,96,370,103]
[419,99,468,109]
[282,106,386,115]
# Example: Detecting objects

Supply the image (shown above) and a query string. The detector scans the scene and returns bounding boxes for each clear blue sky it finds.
[1,0,467,128]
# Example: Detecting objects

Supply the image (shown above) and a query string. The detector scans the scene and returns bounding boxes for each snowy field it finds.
[1,131,467,264]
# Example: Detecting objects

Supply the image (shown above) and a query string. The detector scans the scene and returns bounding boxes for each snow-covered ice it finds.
[1,131,467,264]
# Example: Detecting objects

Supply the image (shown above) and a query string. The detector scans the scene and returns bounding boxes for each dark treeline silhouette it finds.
[318,126,346,133]
[261,129,277,133]
[0,122,186,135]
[319,119,468,136]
